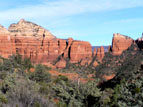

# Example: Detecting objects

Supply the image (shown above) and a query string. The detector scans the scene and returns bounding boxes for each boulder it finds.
[93,61,99,67]
[112,33,133,55]
[102,74,115,81]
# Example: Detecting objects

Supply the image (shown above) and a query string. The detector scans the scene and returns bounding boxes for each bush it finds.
[0,54,33,74]
[0,92,8,104]
[54,75,69,84]
[0,72,55,107]
[29,64,51,83]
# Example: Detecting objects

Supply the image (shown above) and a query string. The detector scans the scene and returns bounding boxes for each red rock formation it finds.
[93,48,97,56]
[14,36,43,63]
[55,58,66,68]
[96,46,105,61]
[58,39,67,55]
[8,19,55,39]
[93,61,99,67]
[64,38,73,58]
[48,39,59,61]
[108,45,111,52]
[0,25,16,58]
[70,41,92,63]
[102,74,115,81]
[80,58,92,66]
[112,33,133,55]
[8,19,60,63]
[0,19,109,69]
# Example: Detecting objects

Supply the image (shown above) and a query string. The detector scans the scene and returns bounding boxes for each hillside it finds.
[0,20,143,106]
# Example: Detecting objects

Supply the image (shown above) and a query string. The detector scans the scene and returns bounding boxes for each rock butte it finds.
[0,19,136,68]
[112,33,133,55]
[70,41,92,63]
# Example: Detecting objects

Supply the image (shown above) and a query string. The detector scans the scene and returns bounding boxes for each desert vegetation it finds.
[0,43,142,107]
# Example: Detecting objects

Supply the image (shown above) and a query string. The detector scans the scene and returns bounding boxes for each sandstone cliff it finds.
[111,33,133,55]
[0,19,97,68]
[70,40,92,63]
[1,19,138,69]
[0,25,16,58]
[96,46,105,61]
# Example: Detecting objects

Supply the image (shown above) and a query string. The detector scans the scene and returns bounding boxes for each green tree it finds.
[29,64,51,83]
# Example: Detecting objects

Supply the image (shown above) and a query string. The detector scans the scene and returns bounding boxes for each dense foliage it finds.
[0,44,143,107]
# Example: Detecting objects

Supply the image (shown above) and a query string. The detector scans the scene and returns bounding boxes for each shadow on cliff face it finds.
[68,46,71,59]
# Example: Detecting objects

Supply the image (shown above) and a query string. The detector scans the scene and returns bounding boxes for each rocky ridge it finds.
[0,19,137,68]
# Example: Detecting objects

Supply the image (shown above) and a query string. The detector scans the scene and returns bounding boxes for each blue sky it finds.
[0,0,143,46]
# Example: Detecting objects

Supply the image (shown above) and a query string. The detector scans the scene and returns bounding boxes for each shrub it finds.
[1,73,55,107]
[29,64,51,83]
[0,92,8,104]
[54,75,69,84]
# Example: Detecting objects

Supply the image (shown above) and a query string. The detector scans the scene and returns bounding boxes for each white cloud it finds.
[0,0,143,22]
[0,0,142,46]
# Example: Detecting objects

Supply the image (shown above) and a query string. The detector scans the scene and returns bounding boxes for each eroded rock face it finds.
[0,20,95,68]
[55,58,67,68]
[7,19,59,63]
[0,25,16,58]
[58,39,67,55]
[80,58,92,66]
[1,20,136,69]
[96,46,105,61]
[0,20,94,68]
[14,36,44,63]
[112,33,133,55]
[93,48,97,56]
[64,38,73,58]
[8,19,55,39]
[70,41,92,63]
[14,36,67,63]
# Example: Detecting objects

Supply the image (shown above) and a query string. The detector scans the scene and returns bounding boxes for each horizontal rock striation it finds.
[0,19,103,68]
[8,19,55,39]
[1,20,136,68]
